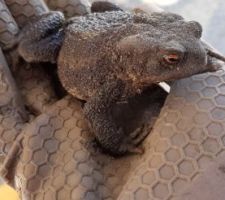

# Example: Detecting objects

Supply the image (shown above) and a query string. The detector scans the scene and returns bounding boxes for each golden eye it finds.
[163,54,180,64]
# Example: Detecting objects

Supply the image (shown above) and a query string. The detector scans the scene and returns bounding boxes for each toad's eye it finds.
[163,54,181,64]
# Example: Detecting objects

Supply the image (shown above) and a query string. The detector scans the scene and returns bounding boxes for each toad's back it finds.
[65,10,184,33]
[60,11,185,65]
[66,11,134,33]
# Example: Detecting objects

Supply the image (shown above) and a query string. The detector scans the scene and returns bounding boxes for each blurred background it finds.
[113,0,225,54]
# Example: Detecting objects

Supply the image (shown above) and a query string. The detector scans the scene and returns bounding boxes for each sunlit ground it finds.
[0,184,19,200]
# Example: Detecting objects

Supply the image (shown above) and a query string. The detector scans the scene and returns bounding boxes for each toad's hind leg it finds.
[18,11,65,63]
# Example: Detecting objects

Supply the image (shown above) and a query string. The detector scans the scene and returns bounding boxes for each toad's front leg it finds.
[18,11,65,63]
[83,80,144,156]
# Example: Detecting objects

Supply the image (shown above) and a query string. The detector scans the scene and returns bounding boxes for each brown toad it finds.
[18,3,225,155]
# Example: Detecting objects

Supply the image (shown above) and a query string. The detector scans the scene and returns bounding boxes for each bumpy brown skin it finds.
[18,10,218,156]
